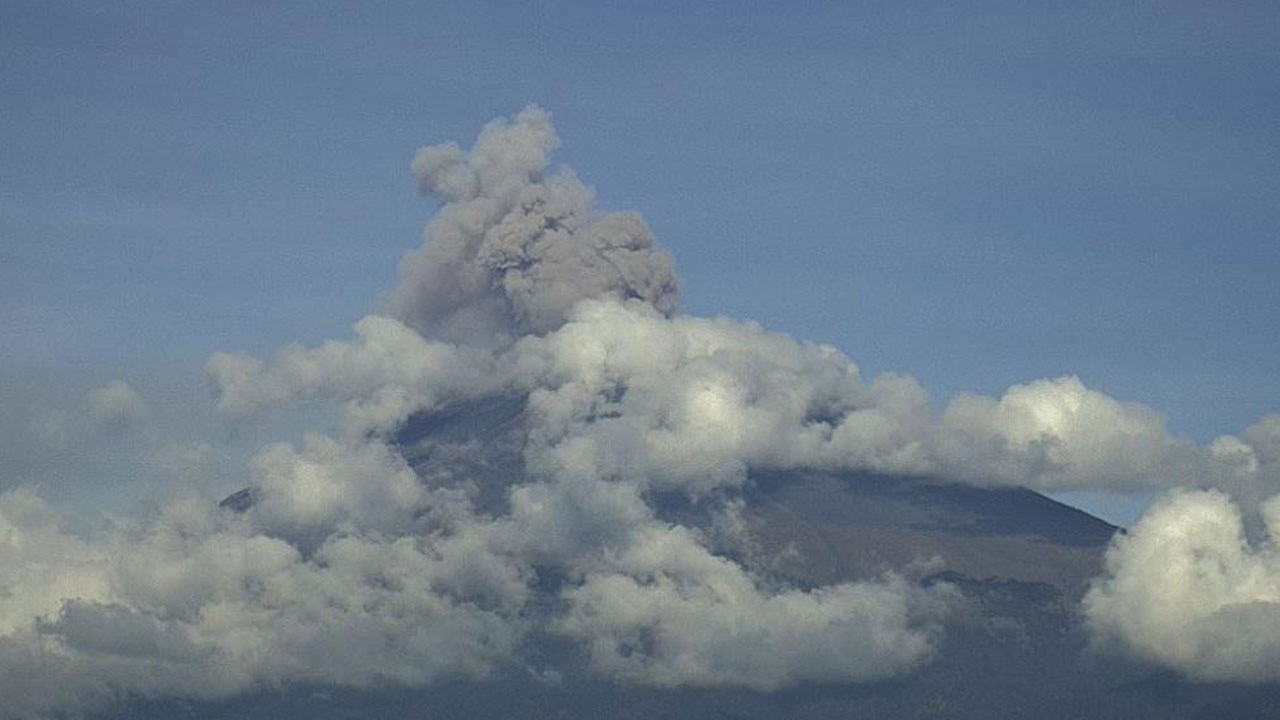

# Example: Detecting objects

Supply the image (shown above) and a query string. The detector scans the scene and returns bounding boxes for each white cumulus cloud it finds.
[85,380,148,429]
[1085,489,1280,682]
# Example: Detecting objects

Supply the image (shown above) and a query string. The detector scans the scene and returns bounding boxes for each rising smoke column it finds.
[387,106,678,344]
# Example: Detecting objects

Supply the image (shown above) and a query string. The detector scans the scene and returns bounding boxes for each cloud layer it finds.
[213,297,1277,497]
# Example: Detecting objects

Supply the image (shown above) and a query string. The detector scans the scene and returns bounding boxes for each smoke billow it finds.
[4,107,1280,716]
[387,106,679,344]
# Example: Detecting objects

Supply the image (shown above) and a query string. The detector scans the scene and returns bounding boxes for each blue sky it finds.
[2,0,1278,522]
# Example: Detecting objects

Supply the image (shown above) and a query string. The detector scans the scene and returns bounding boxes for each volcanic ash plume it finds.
[387,105,679,344]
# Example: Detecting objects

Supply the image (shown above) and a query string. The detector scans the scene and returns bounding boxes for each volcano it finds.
[390,393,1116,600]
[184,394,1280,720]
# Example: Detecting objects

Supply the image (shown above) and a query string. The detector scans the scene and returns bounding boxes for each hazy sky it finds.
[6,6,1280,715]
[3,0,1279,522]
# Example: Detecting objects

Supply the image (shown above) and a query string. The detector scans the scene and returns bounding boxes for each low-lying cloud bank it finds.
[212,297,1279,498]
[3,107,1279,717]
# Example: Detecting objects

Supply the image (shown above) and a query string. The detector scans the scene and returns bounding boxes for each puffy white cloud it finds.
[1207,415,1280,505]
[0,490,112,636]
[246,434,432,541]
[558,525,951,689]
[0,459,529,718]
[1084,489,1280,682]
[206,314,501,432]
[85,380,148,429]
[508,300,881,495]
[504,301,1254,495]
[933,376,1209,490]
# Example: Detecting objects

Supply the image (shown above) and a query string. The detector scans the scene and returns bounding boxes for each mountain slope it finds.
[392,393,1115,596]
